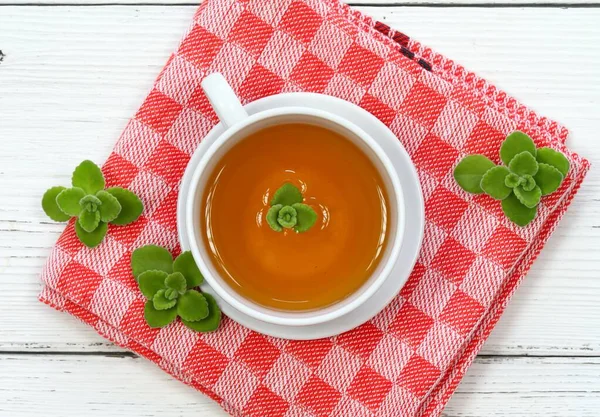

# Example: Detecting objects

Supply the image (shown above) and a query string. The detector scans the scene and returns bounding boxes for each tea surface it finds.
[202,123,390,311]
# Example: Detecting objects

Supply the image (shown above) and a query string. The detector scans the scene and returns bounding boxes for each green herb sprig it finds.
[131,245,221,332]
[42,160,143,247]
[454,131,570,226]
[266,183,317,233]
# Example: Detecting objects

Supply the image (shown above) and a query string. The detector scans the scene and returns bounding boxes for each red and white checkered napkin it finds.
[40,0,589,415]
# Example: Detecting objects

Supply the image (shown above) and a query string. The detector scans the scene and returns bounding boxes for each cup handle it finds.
[201,73,249,128]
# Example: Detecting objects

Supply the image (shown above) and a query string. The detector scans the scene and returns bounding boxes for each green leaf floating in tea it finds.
[277,205,298,228]
[453,131,570,227]
[266,183,317,233]
[41,160,144,248]
[131,245,221,332]
[270,182,303,206]
[292,203,318,233]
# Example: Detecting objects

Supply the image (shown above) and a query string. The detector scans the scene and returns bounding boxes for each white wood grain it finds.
[0,354,599,416]
[0,5,599,417]
[1,6,599,355]
[0,0,596,6]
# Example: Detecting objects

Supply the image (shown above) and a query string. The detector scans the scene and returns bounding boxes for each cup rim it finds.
[185,106,405,326]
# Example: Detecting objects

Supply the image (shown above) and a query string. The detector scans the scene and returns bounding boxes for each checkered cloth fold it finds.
[39,0,589,416]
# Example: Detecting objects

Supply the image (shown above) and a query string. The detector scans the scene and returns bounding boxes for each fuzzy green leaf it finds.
[505,173,521,189]
[521,175,536,192]
[292,203,318,232]
[106,187,143,226]
[96,190,122,223]
[131,245,173,280]
[173,251,203,289]
[266,204,283,232]
[535,163,564,196]
[79,209,101,233]
[138,270,168,299]
[42,186,71,222]
[182,293,221,332]
[277,205,298,228]
[270,183,303,206]
[165,272,187,294]
[80,194,102,210]
[514,185,542,209]
[144,300,177,328]
[164,288,179,300]
[177,290,209,322]
[72,160,105,195]
[508,151,539,177]
[75,221,108,248]
[501,193,537,227]
[153,289,177,310]
[500,131,536,166]
[480,166,512,200]
[56,187,86,217]
[453,155,496,194]
[536,147,570,177]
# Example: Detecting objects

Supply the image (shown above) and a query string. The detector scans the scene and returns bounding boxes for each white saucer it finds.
[177,93,424,340]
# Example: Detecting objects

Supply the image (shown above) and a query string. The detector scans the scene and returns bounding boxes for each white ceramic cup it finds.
[185,73,405,327]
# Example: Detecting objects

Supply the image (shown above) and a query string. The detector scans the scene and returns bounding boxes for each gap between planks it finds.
[1,2,600,7]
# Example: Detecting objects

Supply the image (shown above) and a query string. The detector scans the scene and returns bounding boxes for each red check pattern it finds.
[39,0,590,416]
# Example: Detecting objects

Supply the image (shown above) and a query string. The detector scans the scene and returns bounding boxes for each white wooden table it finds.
[1,1,599,415]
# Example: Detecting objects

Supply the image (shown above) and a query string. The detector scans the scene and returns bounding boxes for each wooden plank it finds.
[445,356,600,416]
[0,353,598,416]
[0,1,597,6]
[0,6,599,355]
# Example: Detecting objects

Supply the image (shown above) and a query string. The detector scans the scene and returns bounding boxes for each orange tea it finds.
[202,123,390,311]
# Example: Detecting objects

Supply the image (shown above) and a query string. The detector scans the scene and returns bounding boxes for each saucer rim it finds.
[177,92,425,340]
